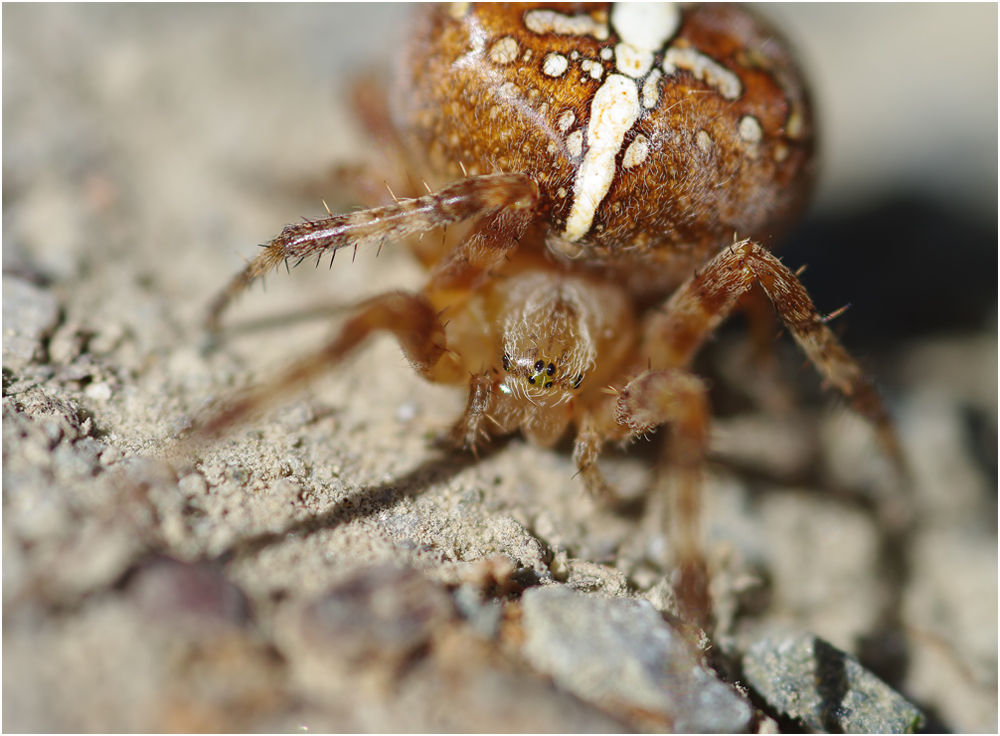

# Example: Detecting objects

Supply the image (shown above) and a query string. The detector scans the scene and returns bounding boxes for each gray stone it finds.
[743,633,925,733]
[519,585,752,733]
[2,275,60,369]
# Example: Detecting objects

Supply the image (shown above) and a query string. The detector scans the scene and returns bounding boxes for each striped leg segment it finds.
[206,173,537,332]
[641,239,899,462]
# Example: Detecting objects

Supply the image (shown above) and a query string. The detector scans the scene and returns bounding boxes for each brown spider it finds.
[200,3,897,631]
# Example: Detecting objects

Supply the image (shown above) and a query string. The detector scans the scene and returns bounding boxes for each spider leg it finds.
[206,173,538,332]
[572,405,624,500]
[727,282,799,415]
[449,371,496,453]
[194,291,458,441]
[642,238,901,466]
[739,281,780,368]
[571,370,712,630]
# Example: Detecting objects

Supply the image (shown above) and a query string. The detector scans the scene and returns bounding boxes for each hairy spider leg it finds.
[616,369,713,631]
[570,369,714,631]
[640,239,900,466]
[197,175,539,443]
[205,173,537,332]
[450,371,496,452]
[195,292,448,440]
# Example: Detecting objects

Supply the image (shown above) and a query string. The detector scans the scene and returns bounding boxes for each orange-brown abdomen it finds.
[394,3,814,295]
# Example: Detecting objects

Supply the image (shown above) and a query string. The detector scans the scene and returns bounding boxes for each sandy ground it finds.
[4,5,997,732]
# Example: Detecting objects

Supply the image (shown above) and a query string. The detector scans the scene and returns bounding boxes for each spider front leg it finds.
[206,173,537,332]
[643,238,901,465]
[573,372,713,631]
[573,406,625,501]
[449,371,497,453]
[614,370,713,630]
[194,291,460,440]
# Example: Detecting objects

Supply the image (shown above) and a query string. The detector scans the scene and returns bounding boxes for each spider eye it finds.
[502,354,510,371]
[534,360,544,372]
[546,363,555,376]
[544,381,553,389]
[528,376,536,384]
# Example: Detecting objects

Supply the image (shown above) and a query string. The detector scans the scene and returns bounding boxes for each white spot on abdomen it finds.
[566,130,584,158]
[557,110,576,132]
[489,37,519,65]
[611,2,681,52]
[581,58,604,80]
[525,9,609,40]
[641,68,662,109]
[738,115,763,143]
[622,134,649,169]
[696,129,714,153]
[663,47,742,100]
[614,43,653,79]
[563,74,641,241]
[543,52,569,77]
[785,109,805,140]
[447,3,470,21]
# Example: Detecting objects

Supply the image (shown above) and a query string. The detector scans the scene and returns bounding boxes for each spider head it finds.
[499,352,573,402]
[496,277,594,406]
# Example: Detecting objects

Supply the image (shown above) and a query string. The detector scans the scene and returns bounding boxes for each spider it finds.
[199,3,897,631]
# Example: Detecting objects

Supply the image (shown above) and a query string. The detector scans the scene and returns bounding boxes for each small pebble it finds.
[178,473,208,497]
[519,585,752,732]
[84,381,113,401]
[99,445,123,466]
[742,632,925,733]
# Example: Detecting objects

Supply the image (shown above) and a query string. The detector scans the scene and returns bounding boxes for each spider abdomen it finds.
[396,3,814,295]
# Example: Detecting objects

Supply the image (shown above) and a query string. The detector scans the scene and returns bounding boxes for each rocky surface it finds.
[520,586,753,732]
[4,6,996,732]
[743,633,924,733]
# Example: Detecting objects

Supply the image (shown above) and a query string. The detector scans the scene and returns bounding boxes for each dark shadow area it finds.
[914,704,954,734]
[813,637,850,733]
[962,403,999,504]
[778,195,997,347]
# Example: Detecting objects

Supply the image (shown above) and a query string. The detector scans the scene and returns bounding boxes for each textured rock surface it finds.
[2,276,60,369]
[4,5,996,733]
[520,586,752,732]
[743,633,924,733]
